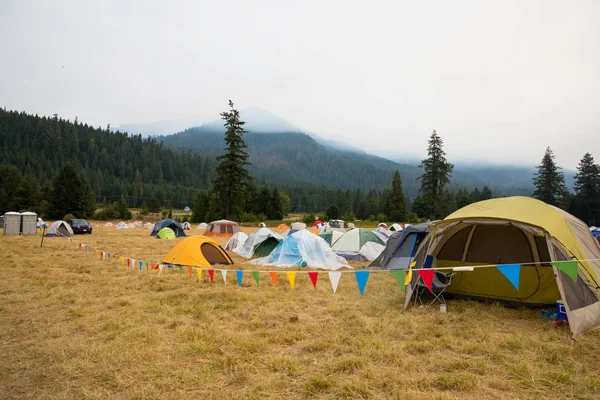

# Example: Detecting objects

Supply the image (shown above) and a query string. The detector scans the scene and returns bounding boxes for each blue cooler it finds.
[556,300,568,321]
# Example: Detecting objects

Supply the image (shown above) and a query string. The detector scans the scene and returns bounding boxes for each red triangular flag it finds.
[208,269,215,282]
[308,272,318,290]
[187,266,193,278]
[417,269,435,293]
[269,272,278,286]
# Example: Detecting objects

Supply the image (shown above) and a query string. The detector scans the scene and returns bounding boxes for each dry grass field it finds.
[2,224,600,399]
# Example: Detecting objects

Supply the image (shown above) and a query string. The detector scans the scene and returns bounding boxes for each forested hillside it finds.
[0,109,214,207]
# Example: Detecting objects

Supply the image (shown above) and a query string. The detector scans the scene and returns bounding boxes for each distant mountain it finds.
[117,115,208,137]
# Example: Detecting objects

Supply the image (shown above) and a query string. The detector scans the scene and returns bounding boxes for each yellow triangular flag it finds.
[121,257,124,265]
[286,272,296,290]
[197,268,203,282]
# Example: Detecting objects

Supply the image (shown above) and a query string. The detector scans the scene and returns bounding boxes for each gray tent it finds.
[368,222,435,270]
[46,220,74,237]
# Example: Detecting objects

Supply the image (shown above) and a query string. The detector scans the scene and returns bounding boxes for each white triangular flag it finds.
[221,270,227,284]
[158,264,164,274]
[328,271,342,294]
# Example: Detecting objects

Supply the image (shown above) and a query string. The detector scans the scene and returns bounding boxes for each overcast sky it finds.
[1,0,599,168]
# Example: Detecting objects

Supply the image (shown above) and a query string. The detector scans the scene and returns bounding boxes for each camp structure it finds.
[374,227,390,241]
[318,230,344,247]
[378,223,387,228]
[332,228,386,261]
[389,223,404,232]
[313,220,323,227]
[198,222,208,229]
[104,222,113,227]
[404,197,600,337]
[162,236,233,268]
[277,223,289,230]
[258,222,266,228]
[184,206,191,211]
[151,219,186,237]
[2,212,21,235]
[347,223,356,229]
[291,222,306,231]
[225,231,249,252]
[117,221,129,230]
[20,212,37,235]
[369,222,434,269]
[156,227,176,239]
[204,219,240,237]
[182,222,191,230]
[46,220,74,237]
[591,227,600,245]
[251,229,348,270]
[237,228,283,258]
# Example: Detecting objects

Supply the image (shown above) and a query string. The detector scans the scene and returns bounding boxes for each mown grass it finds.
[1,224,600,399]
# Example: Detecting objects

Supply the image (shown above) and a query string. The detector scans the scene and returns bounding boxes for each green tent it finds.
[156,227,176,239]
[318,230,344,247]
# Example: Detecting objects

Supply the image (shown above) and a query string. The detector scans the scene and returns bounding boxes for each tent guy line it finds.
[64,236,597,274]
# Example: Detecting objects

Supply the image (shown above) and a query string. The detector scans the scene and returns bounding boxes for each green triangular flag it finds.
[178,265,183,278]
[389,270,406,291]
[251,271,260,287]
[552,261,578,283]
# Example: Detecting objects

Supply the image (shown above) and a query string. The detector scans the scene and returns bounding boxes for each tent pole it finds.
[40,227,46,248]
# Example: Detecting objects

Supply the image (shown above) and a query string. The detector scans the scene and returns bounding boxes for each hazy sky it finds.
[1,0,599,168]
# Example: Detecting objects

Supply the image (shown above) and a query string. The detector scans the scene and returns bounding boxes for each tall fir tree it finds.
[14,174,40,211]
[79,172,97,218]
[573,153,600,225]
[532,147,568,208]
[0,165,23,213]
[268,187,284,220]
[48,162,83,219]
[214,100,251,219]
[387,170,407,222]
[419,130,454,219]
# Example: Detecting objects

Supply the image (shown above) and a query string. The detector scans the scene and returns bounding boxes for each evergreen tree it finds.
[387,170,407,222]
[79,172,97,218]
[419,130,454,219]
[481,185,493,200]
[258,187,271,216]
[214,100,251,219]
[573,153,600,225]
[114,197,132,220]
[191,190,211,223]
[14,174,40,211]
[0,165,23,213]
[411,195,431,219]
[279,191,291,217]
[268,187,284,220]
[48,162,83,219]
[326,204,340,220]
[532,147,568,208]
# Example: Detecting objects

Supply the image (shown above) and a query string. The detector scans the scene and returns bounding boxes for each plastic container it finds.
[440,304,447,313]
[556,300,568,321]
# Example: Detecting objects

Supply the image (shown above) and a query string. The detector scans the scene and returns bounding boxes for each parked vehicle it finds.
[67,219,93,234]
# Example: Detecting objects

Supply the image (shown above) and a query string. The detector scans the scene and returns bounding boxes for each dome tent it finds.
[237,228,283,258]
[251,230,348,270]
[184,206,191,211]
[318,230,344,247]
[369,222,434,270]
[182,222,191,230]
[163,236,233,268]
[156,227,176,239]
[198,222,208,229]
[225,232,249,252]
[204,220,240,237]
[374,227,390,241]
[151,219,186,237]
[104,222,113,227]
[116,221,129,230]
[389,223,404,232]
[404,197,600,337]
[332,228,386,261]
[258,222,266,228]
[46,220,74,237]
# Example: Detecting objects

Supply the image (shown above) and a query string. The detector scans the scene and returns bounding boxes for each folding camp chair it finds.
[416,255,455,307]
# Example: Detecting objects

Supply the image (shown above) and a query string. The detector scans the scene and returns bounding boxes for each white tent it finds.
[290,222,306,230]
[251,230,349,270]
[332,228,386,261]
[374,227,390,241]
[258,222,266,228]
[198,222,208,229]
[237,228,283,258]
[389,223,403,232]
[116,221,129,230]
[225,232,249,252]
[46,220,74,237]
[104,222,113,227]
[182,222,191,230]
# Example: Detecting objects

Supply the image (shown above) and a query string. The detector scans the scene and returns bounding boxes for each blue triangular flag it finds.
[139,261,143,271]
[355,271,370,295]
[497,264,521,290]
[236,270,243,287]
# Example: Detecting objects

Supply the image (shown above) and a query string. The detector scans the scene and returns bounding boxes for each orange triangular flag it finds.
[269,272,278,286]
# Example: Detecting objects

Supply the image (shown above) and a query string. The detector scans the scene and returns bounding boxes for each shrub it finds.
[302,213,316,225]
[140,202,149,216]
[63,213,76,221]
[407,212,419,224]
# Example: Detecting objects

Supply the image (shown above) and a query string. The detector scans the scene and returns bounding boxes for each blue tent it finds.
[184,206,190,211]
[150,219,186,237]
[368,222,435,269]
[592,228,600,244]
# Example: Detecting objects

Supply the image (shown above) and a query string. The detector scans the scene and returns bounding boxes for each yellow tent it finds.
[406,197,600,337]
[162,236,233,268]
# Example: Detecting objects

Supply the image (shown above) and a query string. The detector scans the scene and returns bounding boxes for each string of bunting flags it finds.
[64,237,586,295]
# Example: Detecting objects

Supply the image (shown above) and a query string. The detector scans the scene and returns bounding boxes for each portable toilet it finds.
[3,212,21,235]
[20,212,37,235]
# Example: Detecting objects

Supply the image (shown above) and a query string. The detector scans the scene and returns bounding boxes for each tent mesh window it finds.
[227,225,233,234]
[220,225,226,234]
[553,241,599,311]
[465,225,534,264]
[201,243,230,264]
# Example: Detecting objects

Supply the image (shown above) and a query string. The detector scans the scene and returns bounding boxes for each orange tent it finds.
[204,219,240,238]
[277,223,289,229]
